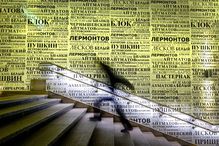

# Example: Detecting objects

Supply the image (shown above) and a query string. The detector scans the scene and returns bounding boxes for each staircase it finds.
[0,94,195,146]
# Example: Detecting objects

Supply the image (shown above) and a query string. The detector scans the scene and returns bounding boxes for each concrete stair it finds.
[0,94,192,146]
[114,123,134,146]
[89,117,114,146]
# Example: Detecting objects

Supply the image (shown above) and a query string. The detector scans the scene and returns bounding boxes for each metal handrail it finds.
[38,62,218,132]
[49,91,196,146]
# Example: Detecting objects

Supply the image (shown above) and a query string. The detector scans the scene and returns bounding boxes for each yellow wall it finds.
[0,0,219,123]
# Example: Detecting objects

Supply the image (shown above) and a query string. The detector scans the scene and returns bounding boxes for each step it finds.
[0,95,47,108]
[157,137,172,146]
[114,123,134,146]
[0,99,60,122]
[129,127,151,146]
[143,132,162,146]
[17,108,87,146]
[59,113,97,146]
[90,118,114,146]
[170,141,181,146]
[0,103,73,144]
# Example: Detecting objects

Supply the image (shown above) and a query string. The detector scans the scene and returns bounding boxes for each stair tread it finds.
[59,113,97,146]
[0,93,190,146]
[0,95,47,104]
[19,108,87,146]
[0,99,60,118]
[0,103,73,144]
[170,141,181,146]
[143,132,162,146]
[114,123,134,146]
[91,118,114,146]
[157,137,172,146]
[129,127,151,146]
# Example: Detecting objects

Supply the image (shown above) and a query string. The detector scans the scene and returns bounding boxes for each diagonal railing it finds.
[38,62,219,134]
[38,62,219,145]
[38,62,219,132]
